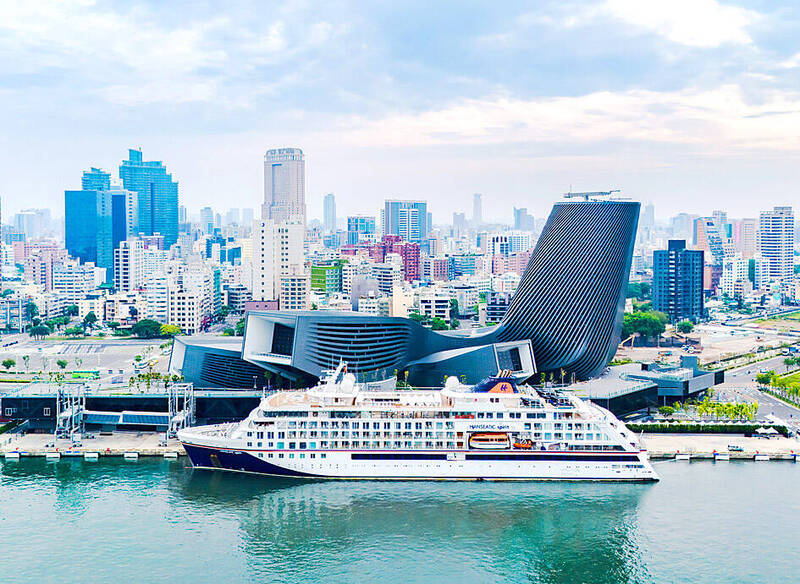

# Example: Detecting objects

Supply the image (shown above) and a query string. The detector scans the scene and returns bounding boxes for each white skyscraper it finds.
[757,206,794,289]
[114,238,144,292]
[323,193,336,233]
[263,148,306,227]
[251,218,305,302]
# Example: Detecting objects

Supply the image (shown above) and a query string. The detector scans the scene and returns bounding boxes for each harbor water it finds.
[1,459,798,584]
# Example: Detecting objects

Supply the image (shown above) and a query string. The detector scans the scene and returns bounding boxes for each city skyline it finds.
[2,1,800,221]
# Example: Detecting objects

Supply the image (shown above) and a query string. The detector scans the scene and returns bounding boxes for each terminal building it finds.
[171,198,641,388]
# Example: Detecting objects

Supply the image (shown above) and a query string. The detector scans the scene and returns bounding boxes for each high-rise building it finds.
[653,240,704,323]
[734,218,757,259]
[721,255,752,299]
[251,219,305,302]
[473,193,483,226]
[513,207,535,231]
[346,215,376,245]
[14,209,51,239]
[757,206,794,289]
[119,148,179,248]
[82,167,111,192]
[241,208,255,227]
[383,200,428,243]
[323,193,336,233]
[64,188,113,276]
[110,185,138,253]
[642,203,655,231]
[200,207,214,234]
[114,238,144,292]
[225,208,241,226]
[263,148,305,226]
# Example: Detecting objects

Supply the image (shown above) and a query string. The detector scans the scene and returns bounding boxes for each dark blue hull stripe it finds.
[183,443,654,481]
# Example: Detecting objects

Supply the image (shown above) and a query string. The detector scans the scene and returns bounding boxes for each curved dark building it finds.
[172,200,639,387]
[496,200,639,378]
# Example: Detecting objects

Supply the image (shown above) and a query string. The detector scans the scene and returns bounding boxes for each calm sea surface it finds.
[1,458,798,584]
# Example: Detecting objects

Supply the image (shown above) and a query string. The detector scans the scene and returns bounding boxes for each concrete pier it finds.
[1,431,185,458]
[643,434,800,461]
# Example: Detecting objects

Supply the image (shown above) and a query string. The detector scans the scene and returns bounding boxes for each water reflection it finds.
[1,459,653,584]
[177,468,654,584]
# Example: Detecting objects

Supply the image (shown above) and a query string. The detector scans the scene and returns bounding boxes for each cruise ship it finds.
[178,365,659,481]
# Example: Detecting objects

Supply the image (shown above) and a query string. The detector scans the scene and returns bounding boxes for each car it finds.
[728,445,744,452]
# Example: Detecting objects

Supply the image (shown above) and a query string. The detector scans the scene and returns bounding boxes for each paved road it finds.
[721,355,800,431]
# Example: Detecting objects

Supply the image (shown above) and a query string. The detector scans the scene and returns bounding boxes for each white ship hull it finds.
[180,428,658,482]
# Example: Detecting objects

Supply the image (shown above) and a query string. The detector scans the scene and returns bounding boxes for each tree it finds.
[160,324,181,337]
[108,321,120,331]
[407,312,428,324]
[621,311,667,341]
[756,371,774,385]
[658,406,675,416]
[223,328,235,336]
[24,300,39,322]
[56,359,68,369]
[217,305,233,318]
[430,317,449,331]
[83,311,98,331]
[2,358,15,370]
[676,320,694,334]
[64,326,84,337]
[131,319,162,339]
[65,304,79,316]
[235,318,246,336]
[22,355,30,371]
[128,306,139,319]
[1,289,14,298]
[29,324,51,339]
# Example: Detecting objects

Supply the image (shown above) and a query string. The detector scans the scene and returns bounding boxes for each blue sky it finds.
[1,0,799,223]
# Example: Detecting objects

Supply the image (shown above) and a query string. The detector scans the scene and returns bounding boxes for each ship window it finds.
[247,442,252,447]
[496,413,503,419]
[299,442,307,449]
[310,454,315,458]
[267,432,274,439]
[247,432,252,437]
[289,442,296,449]
[278,453,284,458]
[277,442,284,449]
[300,454,305,459]
[524,423,531,430]
[268,454,273,458]
[321,454,326,458]
[486,413,493,419]
[289,454,294,458]
[545,433,552,440]
[257,442,262,447]
[477,413,484,418]
[256,432,263,439]
[309,442,316,449]
[586,433,593,440]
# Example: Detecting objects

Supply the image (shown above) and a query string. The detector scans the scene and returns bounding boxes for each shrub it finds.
[657,406,675,416]
[628,423,788,437]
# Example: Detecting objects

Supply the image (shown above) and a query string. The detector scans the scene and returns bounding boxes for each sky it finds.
[1,0,800,224]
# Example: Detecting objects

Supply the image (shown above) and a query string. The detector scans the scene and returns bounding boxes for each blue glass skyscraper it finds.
[65,188,112,276]
[82,167,111,192]
[119,148,179,247]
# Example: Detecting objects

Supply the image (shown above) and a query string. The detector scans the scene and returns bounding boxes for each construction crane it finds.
[563,189,621,202]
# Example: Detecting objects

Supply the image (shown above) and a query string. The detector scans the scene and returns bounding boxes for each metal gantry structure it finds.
[167,382,196,439]
[55,383,86,442]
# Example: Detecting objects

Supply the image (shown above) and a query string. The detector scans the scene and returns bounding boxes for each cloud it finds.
[601,0,758,48]
[331,85,800,153]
